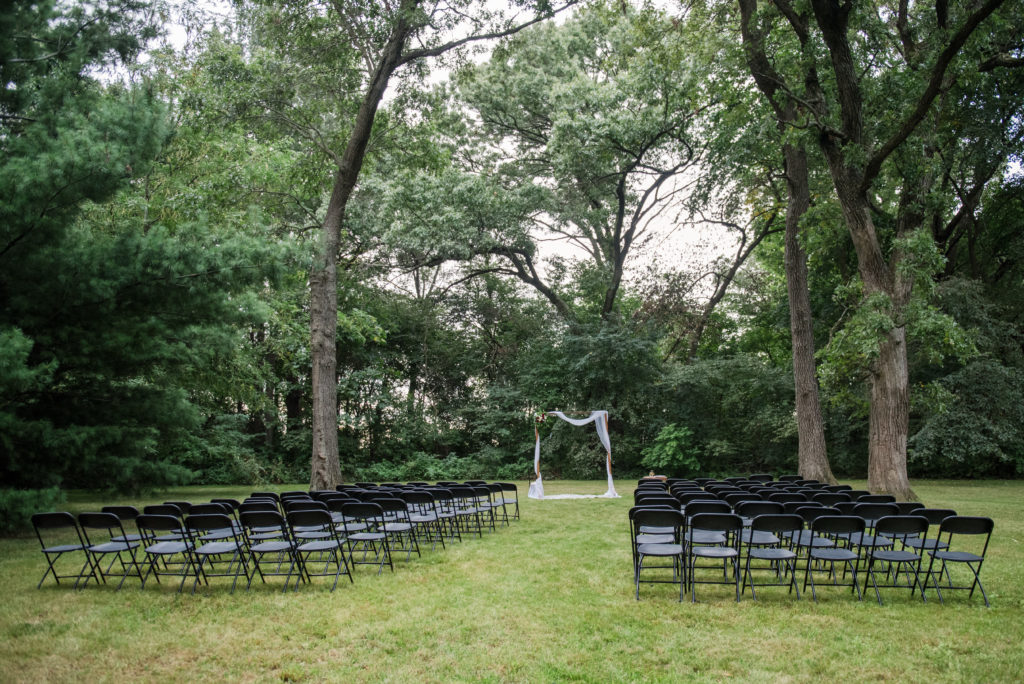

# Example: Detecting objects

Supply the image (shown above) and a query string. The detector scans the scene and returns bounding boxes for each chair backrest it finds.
[284,499,326,513]
[777,474,801,482]
[136,513,184,534]
[143,504,183,517]
[823,484,853,492]
[676,492,717,506]
[102,505,140,522]
[374,497,410,517]
[240,509,287,529]
[251,491,280,501]
[340,502,385,522]
[354,482,378,488]
[497,482,519,498]
[852,502,899,521]
[874,514,928,539]
[239,501,279,514]
[811,514,865,537]
[189,503,231,516]
[185,513,235,533]
[164,501,193,514]
[796,506,839,524]
[736,501,784,518]
[723,493,760,507]
[939,515,994,537]
[748,473,774,482]
[633,508,684,533]
[811,492,852,505]
[894,501,925,515]
[768,492,808,504]
[636,495,679,508]
[78,511,128,541]
[835,502,858,515]
[211,499,241,511]
[32,512,83,550]
[32,511,78,531]
[286,508,333,531]
[857,494,896,503]
[685,501,731,516]
[750,513,804,534]
[918,508,957,526]
[688,512,742,534]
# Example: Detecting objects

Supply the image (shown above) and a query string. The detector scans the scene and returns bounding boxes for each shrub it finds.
[641,424,701,477]
[0,487,65,535]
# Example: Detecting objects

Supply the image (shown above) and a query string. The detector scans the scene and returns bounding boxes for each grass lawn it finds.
[0,479,1021,683]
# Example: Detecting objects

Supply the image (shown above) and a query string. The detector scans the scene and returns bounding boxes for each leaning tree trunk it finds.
[309,19,411,491]
[783,143,835,484]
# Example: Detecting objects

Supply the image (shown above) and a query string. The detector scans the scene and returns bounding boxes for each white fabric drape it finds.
[528,410,619,500]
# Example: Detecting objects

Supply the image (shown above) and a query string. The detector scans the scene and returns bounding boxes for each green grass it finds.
[1,480,1021,682]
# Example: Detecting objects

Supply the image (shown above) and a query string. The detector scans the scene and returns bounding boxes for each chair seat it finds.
[692,546,739,559]
[88,541,139,553]
[689,530,727,545]
[741,530,780,546]
[349,531,386,542]
[250,540,294,553]
[145,541,189,555]
[931,550,983,563]
[640,525,674,534]
[749,547,796,561]
[905,537,948,551]
[636,534,674,545]
[637,543,683,556]
[297,539,345,553]
[194,541,240,555]
[872,549,919,563]
[811,548,857,562]
[382,522,413,533]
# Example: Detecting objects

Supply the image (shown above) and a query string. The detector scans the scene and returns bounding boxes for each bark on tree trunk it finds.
[868,327,916,499]
[783,143,835,484]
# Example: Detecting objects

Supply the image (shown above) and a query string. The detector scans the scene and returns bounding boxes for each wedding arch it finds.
[528,410,620,500]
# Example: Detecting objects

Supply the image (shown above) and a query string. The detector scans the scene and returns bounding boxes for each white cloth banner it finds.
[528,410,619,500]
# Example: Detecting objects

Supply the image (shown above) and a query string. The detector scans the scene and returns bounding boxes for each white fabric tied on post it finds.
[528,410,620,500]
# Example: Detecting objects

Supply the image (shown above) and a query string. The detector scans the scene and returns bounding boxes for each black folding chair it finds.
[803,515,864,601]
[31,512,90,589]
[241,510,300,591]
[688,513,743,603]
[135,513,194,591]
[633,508,686,601]
[924,516,994,607]
[184,513,249,593]
[863,515,929,605]
[340,502,393,575]
[286,509,352,591]
[78,512,144,590]
[741,514,802,600]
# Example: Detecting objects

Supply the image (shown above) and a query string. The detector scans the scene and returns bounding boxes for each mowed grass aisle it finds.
[0,480,1022,682]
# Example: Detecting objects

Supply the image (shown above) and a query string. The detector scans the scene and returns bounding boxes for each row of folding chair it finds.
[32,481,520,594]
[630,493,994,605]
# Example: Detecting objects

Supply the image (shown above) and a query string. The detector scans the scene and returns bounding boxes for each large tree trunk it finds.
[783,144,835,484]
[309,20,411,491]
[868,327,915,499]
[825,174,915,498]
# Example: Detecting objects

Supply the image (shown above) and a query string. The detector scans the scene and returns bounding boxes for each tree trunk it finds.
[783,143,835,483]
[825,169,915,498]
[867,327,916,499]
[309,19,411,491]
